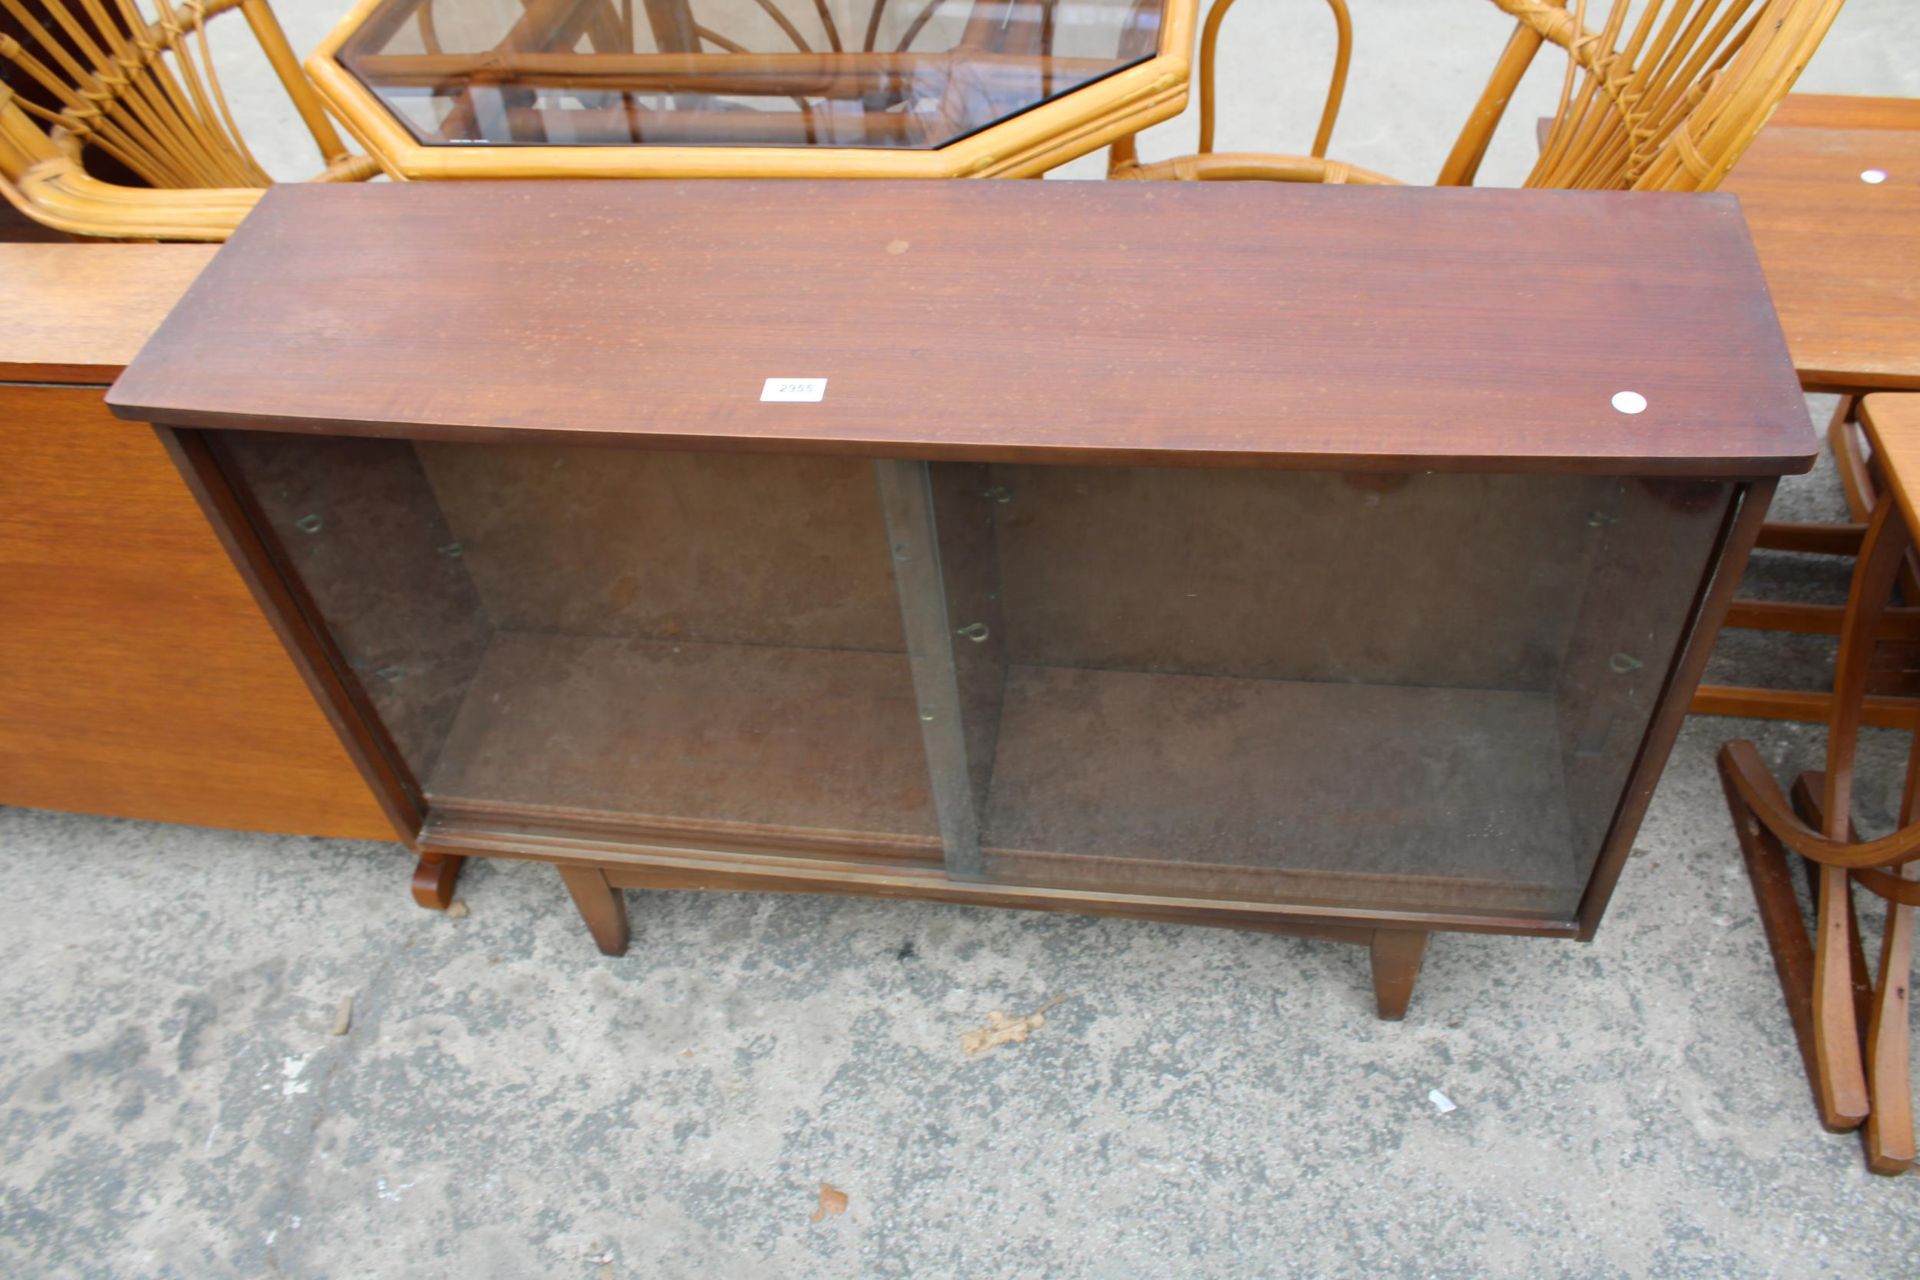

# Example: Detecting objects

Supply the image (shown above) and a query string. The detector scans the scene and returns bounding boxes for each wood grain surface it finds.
[1861,396,1920,537]
[108,180,1812,476]
[427,632,936,842]
[1727,96,1920,391]
[0,385,393,837]
[0,244,218,383]
[1769,95,1920,132]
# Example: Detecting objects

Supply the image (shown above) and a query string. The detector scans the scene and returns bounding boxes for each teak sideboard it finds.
[107,180,1813,1018]
[0,244,390,839]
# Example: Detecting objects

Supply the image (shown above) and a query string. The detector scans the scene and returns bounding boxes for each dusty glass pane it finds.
[217,433,938,857]
[930,464,1730,920]
[337,0,1161,149]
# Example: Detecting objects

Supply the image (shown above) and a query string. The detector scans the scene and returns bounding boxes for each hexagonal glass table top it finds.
[333,0,1165,151]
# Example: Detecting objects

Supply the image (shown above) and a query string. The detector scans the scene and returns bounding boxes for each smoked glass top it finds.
[335,0,1163,149]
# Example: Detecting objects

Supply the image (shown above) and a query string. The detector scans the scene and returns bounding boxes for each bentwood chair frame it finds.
[0,0,379,240]
[1111,0,1847,193]
[1702,397,1920,734]
[1720,399,1920,1176]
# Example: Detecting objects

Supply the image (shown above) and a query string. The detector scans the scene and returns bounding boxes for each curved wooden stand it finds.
[1723,751,1916,1170]
[1719,400,1920,1175]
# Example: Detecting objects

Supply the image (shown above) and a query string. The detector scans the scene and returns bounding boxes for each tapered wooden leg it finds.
[410,851,465,910]
[1369,929,1427,1021]
[1812,864,1871,1132]
[558,864,630,956]
[1864,894,1916,1175]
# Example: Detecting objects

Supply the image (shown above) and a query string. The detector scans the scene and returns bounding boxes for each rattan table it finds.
[306,0,1196,178]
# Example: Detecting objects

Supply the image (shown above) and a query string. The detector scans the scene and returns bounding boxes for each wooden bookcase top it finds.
[109,180,1813,476]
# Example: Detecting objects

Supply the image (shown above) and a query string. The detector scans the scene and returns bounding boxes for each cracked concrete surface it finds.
[5,2,1920,1276]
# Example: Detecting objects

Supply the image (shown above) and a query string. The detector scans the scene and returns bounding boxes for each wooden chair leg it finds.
[558,864,630,956]
[410,851,465,910]
[1803,492,1914,1133]
[1864,893,1916,1175]
[1796,853,1876,1033]
[1792,773,1879,1031]
[1829,395,1871,520]
[1719,750,1869,1131]
[1828,395,1920,607]
[1742,398,1865,566]
[1369,929,1426,1021]
[1724,755,1833,1117]
[1811,863,1872,1131]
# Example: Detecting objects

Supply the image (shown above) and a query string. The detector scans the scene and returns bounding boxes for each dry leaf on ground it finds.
[961,996,1070,1057]
[810,1181,849,1222]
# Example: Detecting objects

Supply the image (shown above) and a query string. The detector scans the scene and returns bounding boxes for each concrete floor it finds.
[6,2,1920,1277]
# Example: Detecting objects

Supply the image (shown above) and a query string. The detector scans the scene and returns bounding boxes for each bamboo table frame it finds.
[305,0,1198,179]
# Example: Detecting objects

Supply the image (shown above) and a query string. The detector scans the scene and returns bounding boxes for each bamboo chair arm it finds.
[1433,2,1616,188]
[1476,0,1842,193]
[1721,740,1920,871]
[315,153,383,182]
[0,0,371,244]
[0,152,258,239]
[1489,0,1594,58]
[238,0,358,166]
[1113,0,1352,178]
[1197,0,1350,159]
[0,85,62,166]
[1434,18,1546,186]
[1110,151,1398,184]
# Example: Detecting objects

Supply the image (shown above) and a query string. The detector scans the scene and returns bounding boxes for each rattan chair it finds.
[1110,0,1846,193]
[0,0,379,240]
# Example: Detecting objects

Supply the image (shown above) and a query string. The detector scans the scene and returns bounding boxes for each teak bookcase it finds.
[108,180,1813,1018]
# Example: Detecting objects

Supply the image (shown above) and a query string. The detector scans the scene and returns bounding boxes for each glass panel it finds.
[336,0,1160,149]
[217,433,938,860]
[931,465,1731,921]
